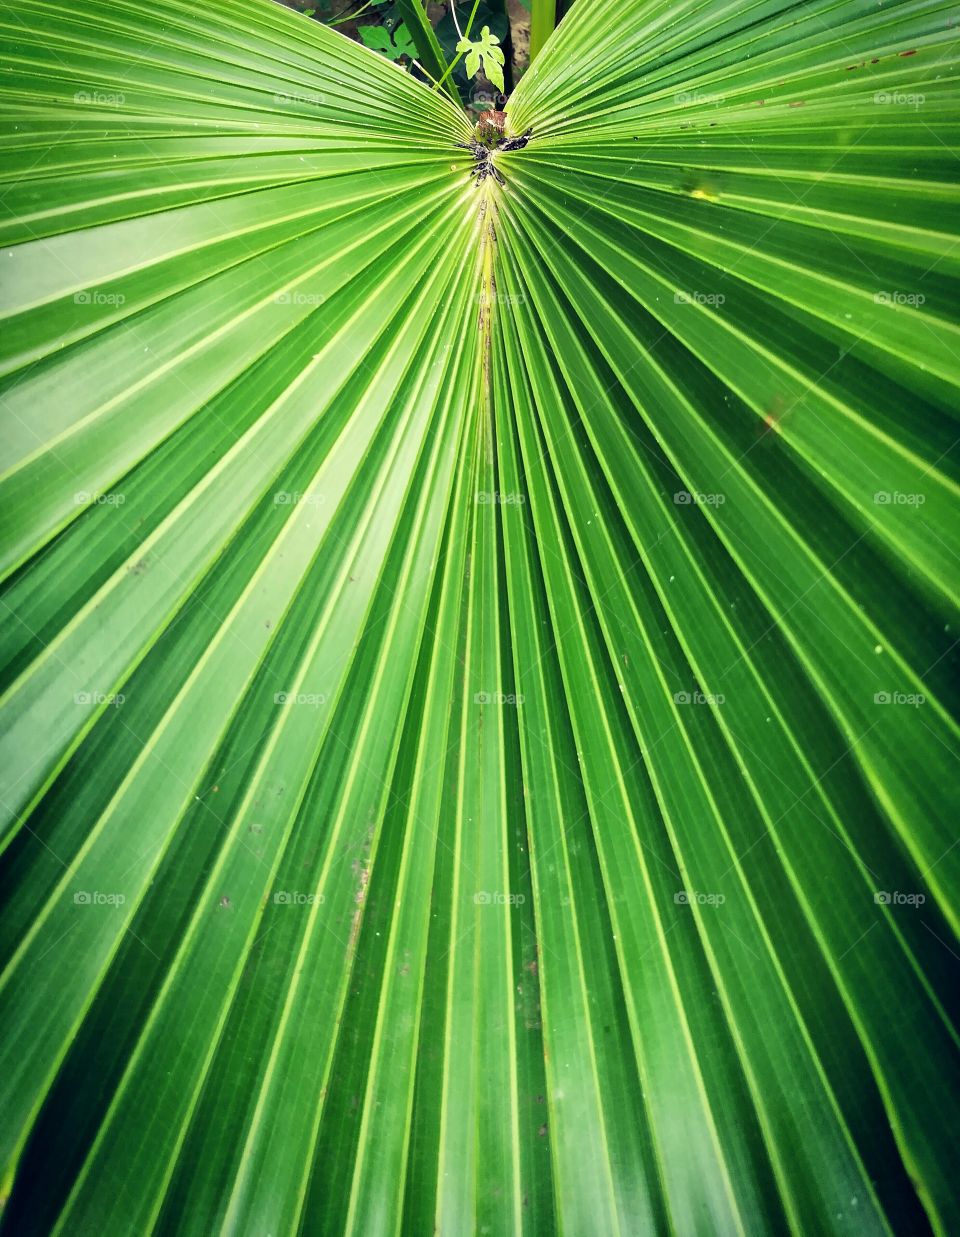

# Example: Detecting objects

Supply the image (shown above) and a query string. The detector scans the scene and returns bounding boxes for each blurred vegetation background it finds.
[276,0,535,107]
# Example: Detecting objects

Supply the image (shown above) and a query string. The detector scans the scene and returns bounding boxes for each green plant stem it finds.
[326,0,378,28]
[529,0,556,63]
[393,0,460,102]
[431,0,482,95]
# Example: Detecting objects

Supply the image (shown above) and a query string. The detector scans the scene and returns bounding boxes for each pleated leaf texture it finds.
[1,0,958,1232]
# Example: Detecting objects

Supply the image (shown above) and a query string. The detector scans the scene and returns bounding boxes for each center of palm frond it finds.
[455,124,533,188]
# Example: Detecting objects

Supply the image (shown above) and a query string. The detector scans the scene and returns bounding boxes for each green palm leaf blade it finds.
[0,0,957,1233]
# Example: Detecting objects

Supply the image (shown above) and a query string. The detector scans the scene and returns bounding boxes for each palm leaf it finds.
[0,0,957,1232]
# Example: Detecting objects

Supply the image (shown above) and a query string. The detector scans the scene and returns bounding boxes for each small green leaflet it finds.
[358,22,416,62]
[456,24,505,92]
